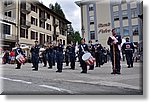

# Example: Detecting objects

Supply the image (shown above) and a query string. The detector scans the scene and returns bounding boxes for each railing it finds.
[0,14,16,23]
[21,3,31,14]
[21,20,31,28]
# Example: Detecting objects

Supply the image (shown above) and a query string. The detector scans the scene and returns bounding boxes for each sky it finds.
[39,0,81,32]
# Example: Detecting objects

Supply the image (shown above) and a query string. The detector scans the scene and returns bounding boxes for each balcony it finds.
[21,20,31,29]
[39,13,47,21]
[0,14,16,23]
[3,34,17,42]
[21,3,31,14]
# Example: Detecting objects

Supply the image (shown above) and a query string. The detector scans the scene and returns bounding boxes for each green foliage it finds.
[50,2,65,18]
[67,31,81,44]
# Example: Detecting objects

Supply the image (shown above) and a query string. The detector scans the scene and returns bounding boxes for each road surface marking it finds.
[0,77,32,84]
[62,79,141,90]
[0,77,74,94]
[39,84,73,94]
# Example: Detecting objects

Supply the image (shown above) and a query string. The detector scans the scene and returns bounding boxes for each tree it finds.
[67,31,82,44]
[49,2,65,18]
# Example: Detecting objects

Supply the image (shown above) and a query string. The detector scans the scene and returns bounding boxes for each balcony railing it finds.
[21,20,31,28]
[3,34,17,41]
[0,14,16,23]
[21,3,31,14]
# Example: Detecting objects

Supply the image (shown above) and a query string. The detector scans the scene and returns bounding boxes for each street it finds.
[0,61,143,95]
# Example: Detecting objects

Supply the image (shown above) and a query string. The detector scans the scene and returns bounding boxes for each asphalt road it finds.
[0,61,143,95]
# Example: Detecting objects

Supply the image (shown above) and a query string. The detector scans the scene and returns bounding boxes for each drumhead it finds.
[82,52,91,61]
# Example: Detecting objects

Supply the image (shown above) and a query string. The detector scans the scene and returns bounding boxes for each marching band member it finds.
[79,38,89,73]
[30,41,40,71]
[46,42,54,69]
[122,37,135,68]
[55,40,64,73]
[69,43,76,70]
[15,43,24,69]
[88,40,95,70]
[107,28,122,74]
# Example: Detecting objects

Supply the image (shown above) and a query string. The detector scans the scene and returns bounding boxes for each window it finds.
[123,26,129,36]
[89,4,94,11]
[90,16,94,25]
[20,28,25,38]
[3,24,11,35]
[46,23,51,31]
[26,29,28,39]
[131,8,138,18]
[31,17,36,25]
[63,40,65,45]
[115,27,121,35]
[4,11,12,17]
[46,13,50,19]
[31,4,37,13]
[132,25,138,35]
[121,0,127,4]
[113,11,119,20]
[122,10,128,19]
[31,31,36,40]
[4,0,13,6]
[90,31,95,40]
[36,32,38,40]
[39,20,45,29]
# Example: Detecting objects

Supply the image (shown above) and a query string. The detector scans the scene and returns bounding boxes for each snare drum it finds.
[82,52,95,65]
[16,54,26,64]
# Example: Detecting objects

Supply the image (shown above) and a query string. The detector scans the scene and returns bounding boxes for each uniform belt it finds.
[125,49,133,50]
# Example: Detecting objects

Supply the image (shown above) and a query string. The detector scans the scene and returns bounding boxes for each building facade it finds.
[75,0,143,48]
[1,0,71,50]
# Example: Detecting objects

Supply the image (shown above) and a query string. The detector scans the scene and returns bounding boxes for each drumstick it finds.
[113,44,116,75]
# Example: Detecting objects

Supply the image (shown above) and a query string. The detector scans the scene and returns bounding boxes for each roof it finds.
[34,1,71,24]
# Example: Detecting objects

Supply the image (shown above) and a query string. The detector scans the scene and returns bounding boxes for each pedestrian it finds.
[122,37,135,68]
[15,43,24,69]
[79,38,89,73]
[107,28,122,74]
[88,40,95,70]
[30,41,40,71]
[55,40,64,73]
[69,43,76,70]
[10,50,15,64]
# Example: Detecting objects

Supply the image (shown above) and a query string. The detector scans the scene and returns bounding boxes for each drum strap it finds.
[81,45,85,53]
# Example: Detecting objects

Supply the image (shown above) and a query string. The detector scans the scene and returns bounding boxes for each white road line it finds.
[63,79,141,90]
[0,77,74,94]
[39,84,73,94]
[0,77,32,84]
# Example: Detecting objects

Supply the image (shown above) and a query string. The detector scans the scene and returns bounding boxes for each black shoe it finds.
[95,66,98,67]
[116,72,121,74]
[89,68,94,70]
[32,66,35,68]
[128,65,130,68]
[56,70,62,73]
[131,65,133,67]
[111,72,116,74]
[43,65,46,67]
[48,67,52,69]
[15,67,20,69]
[32,69,38,71]
[81,71,87,73]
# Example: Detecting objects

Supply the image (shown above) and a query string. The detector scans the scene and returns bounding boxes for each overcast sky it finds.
[40,0,81,32]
